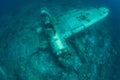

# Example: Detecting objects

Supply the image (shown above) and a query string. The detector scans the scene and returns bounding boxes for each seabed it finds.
[0,1,119,80]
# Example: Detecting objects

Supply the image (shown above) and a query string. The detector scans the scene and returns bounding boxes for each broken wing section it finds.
[56,7,109,38]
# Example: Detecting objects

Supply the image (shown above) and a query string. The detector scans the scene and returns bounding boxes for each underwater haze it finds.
[0,0,120,80]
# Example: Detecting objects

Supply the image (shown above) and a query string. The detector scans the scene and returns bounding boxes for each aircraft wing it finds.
[55,7,109,38]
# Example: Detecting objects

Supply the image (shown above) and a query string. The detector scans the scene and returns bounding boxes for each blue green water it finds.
[0,0,120,80]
